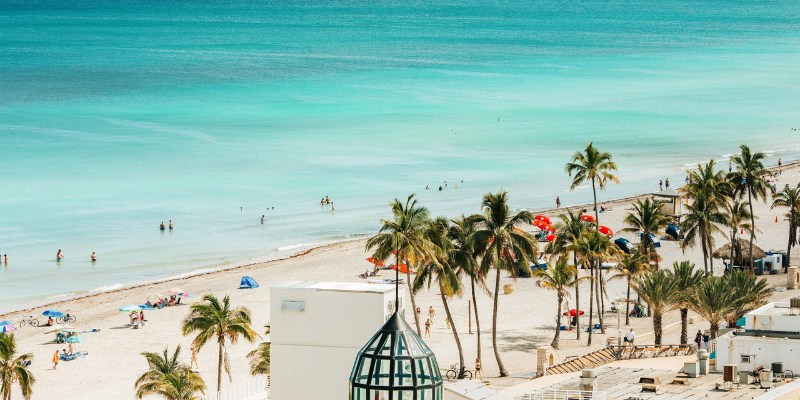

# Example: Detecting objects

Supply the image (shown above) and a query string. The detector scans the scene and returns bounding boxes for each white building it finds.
[715,301,800,374]
[270,281,405,400]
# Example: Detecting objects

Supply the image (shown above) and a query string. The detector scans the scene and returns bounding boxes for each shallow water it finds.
[1,0,800,311]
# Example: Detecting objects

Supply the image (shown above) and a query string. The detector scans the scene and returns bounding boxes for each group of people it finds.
[159,220,175,231]
[319,195,335,211]
[425,180,463,192]
[54,249,98,263]
[129,310,147,327]
[418,306,436,337]
[658,178,671,191]
[145,295,181,309]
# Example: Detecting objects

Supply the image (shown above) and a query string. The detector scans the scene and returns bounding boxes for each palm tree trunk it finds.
[404,256,422,335]
[587,261,595,346]
[553,295,563,348]
[470,276,481,364]
[592,179,600,227]
[748,188,756,270]
[217,341,224,392]
[574,252,581,340]
[710,322,719,339]
[654,312,663,346]
[492,266,508,376]
[625,280,631,326]
[440,285,465,377]
[706,234,714,274]
[730,229,736,273]
[787,223,794,271]
[700,226,709,275]
[680,308,688,345]
[598,265,606,334]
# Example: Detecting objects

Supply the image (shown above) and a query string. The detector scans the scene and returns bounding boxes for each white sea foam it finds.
[89,283,125,293]
[276,242,321,252]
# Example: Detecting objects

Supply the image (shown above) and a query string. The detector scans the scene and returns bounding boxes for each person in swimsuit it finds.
[91,252,97,262]
[261,215,266,224]
[56,249,64,262]
[190,346,199,369]
[160,221,166,231]
[169,220,174,230]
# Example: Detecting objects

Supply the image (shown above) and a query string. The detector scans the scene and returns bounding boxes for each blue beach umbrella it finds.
[1,325,18,333]
[138,304,155,310]
[66,336,82,343]
[0,320,12,326]
[42,310,64,317]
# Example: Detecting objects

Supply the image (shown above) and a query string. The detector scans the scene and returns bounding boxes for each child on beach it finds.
[52,349,59,369]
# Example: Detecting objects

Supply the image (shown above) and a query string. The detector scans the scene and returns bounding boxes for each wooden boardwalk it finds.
[544,345,697,376]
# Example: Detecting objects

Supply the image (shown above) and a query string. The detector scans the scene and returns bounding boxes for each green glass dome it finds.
[349,312,443,400]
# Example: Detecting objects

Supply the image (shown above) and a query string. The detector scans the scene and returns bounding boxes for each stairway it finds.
[545,348,619,375]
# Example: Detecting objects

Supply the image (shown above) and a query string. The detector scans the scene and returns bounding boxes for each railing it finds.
[607,344,696,360]
[199,376,269,400]
[519,389,606,400]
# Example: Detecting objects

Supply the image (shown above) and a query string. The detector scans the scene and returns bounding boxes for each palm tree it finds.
[725,270,774,326]
[729,145,772,269]
[633,270,680,345]
[611,253,649,326]
[725,199,752,267]
[566,142,619,227]
[573,230,616,344]
[681,193,728,274]
[182,294,257,392]
[771,183,800,267]
[668,261,704,345]
[534,257,588,349]
[415,217,466,377]
[549,209,590,339]
[470,191,537,377]
[247,341,270,377]
[450,215,489,366]
[622,198,667,269]
[682,160,730,202]
[366,194,437,335]
[135,346,206,400]
[691,276,731,339]
[0,334,34,400]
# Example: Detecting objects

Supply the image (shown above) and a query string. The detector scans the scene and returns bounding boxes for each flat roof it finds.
[275,280,396,294]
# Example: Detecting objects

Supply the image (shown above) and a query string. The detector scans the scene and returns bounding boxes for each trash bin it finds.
[755,259,765,275]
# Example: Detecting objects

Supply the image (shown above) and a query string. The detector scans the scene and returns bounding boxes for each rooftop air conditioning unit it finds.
[723,365,738,383]
[790,297,800,309]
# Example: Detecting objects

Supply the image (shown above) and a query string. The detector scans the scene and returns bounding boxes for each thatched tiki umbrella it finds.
[713,238,766,269]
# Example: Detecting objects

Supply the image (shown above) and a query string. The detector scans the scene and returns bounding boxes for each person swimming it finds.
[160,221,166,231]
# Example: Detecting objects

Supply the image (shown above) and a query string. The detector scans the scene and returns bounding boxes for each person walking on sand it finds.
[56,249,64,262]
[694,330,702,349]
[474,358,482,379]
[625,328,636,346]
[52,349,60,369]
[190,346,199,369]
[424,319,431,337]
[556,196,561,208]
[428,305,435,322]
[91,252,97,262]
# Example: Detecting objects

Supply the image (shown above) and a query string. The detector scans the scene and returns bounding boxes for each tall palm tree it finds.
[622,198,667,269]
[0,334,34,400]
[534,257,588,349]
[668,261,704,345]
[566,143,619,227]
[633,270,680,345]
[682,160,730,202]
[415,217,466,377]
[573,230,615,344]
[182,294,257,392]
[771,183,800,267]
[729,145,772,269]
[611,253,649,326]
[450,215,489,366]
[366,194,437,335]
[549,209,590,339]
[470,191,537,377]
[725,199,752,268]
[681,193,728,274]
[135,346,206,400]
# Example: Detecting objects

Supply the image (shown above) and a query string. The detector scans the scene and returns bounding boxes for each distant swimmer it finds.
[425,185,429,190]
[556,196,561,208]
[438,186,442,191]
[160,221,166,231]
[331,202,335,211]
[240,206,243,211]
[91,252,97,262]
[56,249,64,262]
[169,220,174,230]
[261,215,266,224]
[3,254,7,266]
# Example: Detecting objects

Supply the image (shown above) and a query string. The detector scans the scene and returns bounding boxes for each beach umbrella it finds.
[60,328,78,333]
[176,292,194,298]
[42,310,64,318]
[580,214,595,223]
[534,215,551,224]
[712,239,766,265]
[598,226,614,236]
[0,320,12,326]
[366,257,385,267]
[66,336,83,343]
[168,287,184,295]
[138,304,155,310]
[562,309,585,317]
[0,325,17,333]
[533,220,549,230]
[390,263,413,274]
[45,325,66,334]
[544,224,556,232]
[119,305,141,312]
[545,234,557,242]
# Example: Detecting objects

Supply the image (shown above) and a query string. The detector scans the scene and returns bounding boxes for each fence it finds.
[199,376,269,400]
[519,389,607,400]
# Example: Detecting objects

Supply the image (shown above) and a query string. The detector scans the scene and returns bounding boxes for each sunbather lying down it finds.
[59,351,88,361]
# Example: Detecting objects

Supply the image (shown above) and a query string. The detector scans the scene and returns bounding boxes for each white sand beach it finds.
[2,163,799,399]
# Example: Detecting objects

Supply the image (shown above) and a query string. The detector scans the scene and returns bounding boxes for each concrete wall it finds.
[715,333,800,373]
[270,282,403,400]
[744,303,800,333]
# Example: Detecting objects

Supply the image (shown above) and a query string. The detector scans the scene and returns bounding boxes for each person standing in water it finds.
[56,249,64,262]
[556,196,561,208]
[665,178,670,189]
[3,255,7,266]
[261,215,266,224]
[159,221,166,231]
[91,252,97,263]
[168,220,174,230]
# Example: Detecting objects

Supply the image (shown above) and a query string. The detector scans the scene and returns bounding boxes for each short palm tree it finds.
[611,253,649,326]
[633,270,680,345]
[622,198,667,269]
[725,199,752,266]
[691,276,732,339]
[725,270,774,326]
[534,257,588,349]
[415,217,466,377]
[669,261,704,345]
[247,340,270,377]
[450,214,489,366]
[135,346,206,400]
[470,191,537,377]
[681,193,728,274]
[550,209,590,339]
[566,142,619,227]
[728,145,772,269]
[366,194,437,335]
[182,294,257,392]
[771,183,800,267]
[0,334,34,400]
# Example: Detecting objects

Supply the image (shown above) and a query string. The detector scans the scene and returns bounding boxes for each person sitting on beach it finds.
[47,316,54,326]
[168,296,176,307]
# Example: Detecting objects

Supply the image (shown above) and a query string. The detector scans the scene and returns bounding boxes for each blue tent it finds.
[240,276,260,289]
[614,238,635,254]
[666,224,681,240]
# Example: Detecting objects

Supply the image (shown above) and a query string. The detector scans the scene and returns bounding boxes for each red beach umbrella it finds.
[580,214,595,222]
[534,215,551,224]
[533,220,549,229]
[562,309,585,317]
[544,224,555,232]
[391,263,413,274]
[598,226,614,236]
[366,257,385,267]
[545,234,557,242]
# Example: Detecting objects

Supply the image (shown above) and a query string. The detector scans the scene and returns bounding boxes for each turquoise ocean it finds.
[1,0,800,311]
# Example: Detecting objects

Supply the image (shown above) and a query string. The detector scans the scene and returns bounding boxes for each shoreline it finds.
[3,159,795,318]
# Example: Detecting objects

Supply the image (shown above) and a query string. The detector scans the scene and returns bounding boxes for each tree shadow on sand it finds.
[499,329,550,352]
